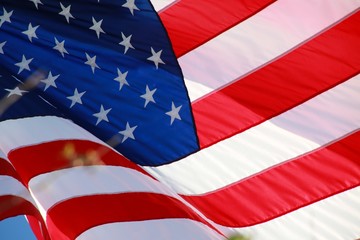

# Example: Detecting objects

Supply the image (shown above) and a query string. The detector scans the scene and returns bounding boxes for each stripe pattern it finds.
[151,0,360,238]
[0,117,223,239]
[0,0,360,239]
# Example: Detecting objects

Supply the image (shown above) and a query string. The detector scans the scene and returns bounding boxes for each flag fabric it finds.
[0,0,359,239]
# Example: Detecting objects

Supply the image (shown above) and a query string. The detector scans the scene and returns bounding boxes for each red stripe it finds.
[181,131,360,227]
[8,140,153,184]
[160,0,276,57]
[26,215,51,240]
[46,193,221,239]
[0,196,40,221]
[193,12,360,148]
[0,158,20,179]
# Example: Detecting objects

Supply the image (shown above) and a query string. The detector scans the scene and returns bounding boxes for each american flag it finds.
[0,0,359,239]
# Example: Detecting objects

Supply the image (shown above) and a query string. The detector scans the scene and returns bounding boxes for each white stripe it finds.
[0,175,36,206]
[145,75,360,194]
[178,0,360,101]
[0,116,103,155]
[0,149,9,162]
[29,165,223,237]
[227,187,360,240]
[150,0,177,12]
[28,165,180,219]
[77,219,223,240]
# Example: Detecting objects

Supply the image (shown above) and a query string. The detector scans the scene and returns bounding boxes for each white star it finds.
[0,7,13,28]
[89,17,105,39]
[140,85,156,108]
[15,55,33,74]
[119,32,135,54]
[67,88,86,108]
[59,3,74,23]
[29,0,43,9]
[85,53,100,73]
[5,87,28,98]
[119,122,137,143]
[122,0,139,16]
[114,68,129,90]
[53,37,69,57]
[0,41,6,54]
[22,23,39,42]
[93,105,111,125]
[147,47,165,69]
[41,71,59,91]
[165,102,182,125]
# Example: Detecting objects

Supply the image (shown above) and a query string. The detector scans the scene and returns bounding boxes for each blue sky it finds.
[0,216,36,240]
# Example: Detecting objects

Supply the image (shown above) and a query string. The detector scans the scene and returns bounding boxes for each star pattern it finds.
[140,85,156,108]
[14,55,33,74]
[122,0,139,16]
[147,47,165,69]
[59,3,74,23]
[0,0,196,165]
[165,102,182,125]
[0,41,6,54]
[22,23,40,42]
[53,37,69,57]
[67,88,86,108]
[85,53,100,73]
[119,32,135,54]
[0,7,13,28]
[41,71,60,91]
[29,0,43,9]
[114,68,129,90]
[119,122,137,143]
[93,105,112,125]
[89,17,105,38]
[5,86,28,98]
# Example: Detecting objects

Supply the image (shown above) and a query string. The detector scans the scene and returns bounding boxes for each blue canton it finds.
[0,0,199,166]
